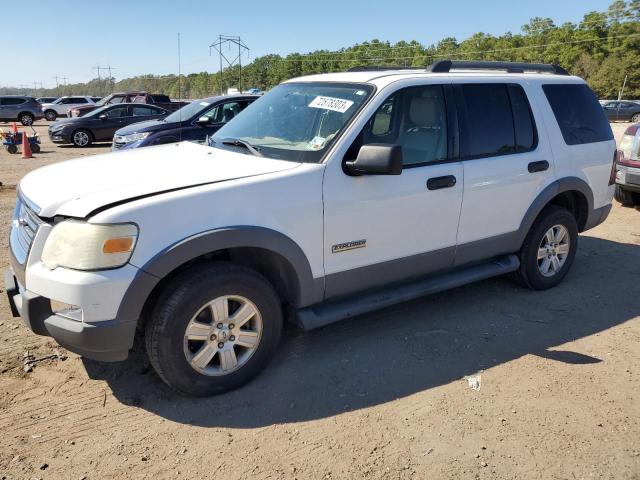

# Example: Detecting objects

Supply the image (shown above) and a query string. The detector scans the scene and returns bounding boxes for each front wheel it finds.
[72,129,92,147]
[632,113,640,123]
[516,205,578,290]
[615,185,638,206]
[145,263,283,396]
[44,110,57,121]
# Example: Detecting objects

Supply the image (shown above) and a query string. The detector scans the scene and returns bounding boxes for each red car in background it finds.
[70,92,187,117]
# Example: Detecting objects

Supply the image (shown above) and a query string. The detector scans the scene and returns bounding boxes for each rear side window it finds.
[461,84,515,157]
[2,98,26,105]
[151,95,171,103]
[508,85,536,151]
[542,84,613,145]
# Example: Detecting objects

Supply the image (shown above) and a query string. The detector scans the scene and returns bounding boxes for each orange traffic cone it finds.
[11,122,18,134]
[21,131,33,159]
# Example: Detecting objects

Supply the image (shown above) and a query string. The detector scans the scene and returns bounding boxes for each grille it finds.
[10,195,44,265]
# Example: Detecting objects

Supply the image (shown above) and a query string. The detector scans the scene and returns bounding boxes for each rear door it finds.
[454,82,551,265]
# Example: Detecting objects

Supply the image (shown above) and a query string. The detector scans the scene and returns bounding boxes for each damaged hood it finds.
[19,141,300,218]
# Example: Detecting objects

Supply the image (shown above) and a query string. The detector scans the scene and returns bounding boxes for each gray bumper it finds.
[4,269,136,362]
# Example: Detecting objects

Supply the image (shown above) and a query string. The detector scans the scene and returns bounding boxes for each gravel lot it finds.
[0,121,638,480]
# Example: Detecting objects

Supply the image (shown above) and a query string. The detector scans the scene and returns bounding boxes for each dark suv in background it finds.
[0,96,44,125]
[112,94,257,150]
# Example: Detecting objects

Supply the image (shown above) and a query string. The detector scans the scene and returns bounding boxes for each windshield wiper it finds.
[219,137,263,157]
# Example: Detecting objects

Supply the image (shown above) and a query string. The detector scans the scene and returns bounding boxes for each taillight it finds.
[609,149,619,186]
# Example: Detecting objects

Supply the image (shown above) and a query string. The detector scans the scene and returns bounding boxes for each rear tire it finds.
[615,185,638,206]
[516,205,578,290]
[145,262,283,396]
[19,113,34,126]
[44,110,57,121]
[6,145,17,154]
[632,113,640,123]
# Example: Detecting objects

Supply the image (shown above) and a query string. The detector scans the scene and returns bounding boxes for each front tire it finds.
[19,113,34,126]
[44,110,57,121]
[145,263,283,396]
[516,205,578,290]
[72,129,93,147]
[615,185,638,206]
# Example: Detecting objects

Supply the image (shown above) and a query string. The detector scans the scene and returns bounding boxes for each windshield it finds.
[164,99,212,123]
[210,82,374,162]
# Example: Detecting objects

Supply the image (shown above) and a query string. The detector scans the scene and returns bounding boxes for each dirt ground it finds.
[0,121,638,480]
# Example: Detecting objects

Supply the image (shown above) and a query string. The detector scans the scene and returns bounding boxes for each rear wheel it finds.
[516,205,578,290]
[615,185,638,206]
[145,263,283,396]
[19,113,34,126]
[6,145,17,154]
[72,129,92,147]
[44,110,57,121]
[632,113,640,123]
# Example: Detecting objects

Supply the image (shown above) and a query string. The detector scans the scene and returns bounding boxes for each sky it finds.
[1,0,614,88]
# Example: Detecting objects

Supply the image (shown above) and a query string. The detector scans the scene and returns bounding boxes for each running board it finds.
[294,254,520,331]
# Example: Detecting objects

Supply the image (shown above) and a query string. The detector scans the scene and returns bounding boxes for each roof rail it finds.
[347,66,424,72]
[427,60,569,75]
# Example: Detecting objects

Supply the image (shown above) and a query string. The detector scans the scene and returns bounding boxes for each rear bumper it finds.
[4,270,137,362]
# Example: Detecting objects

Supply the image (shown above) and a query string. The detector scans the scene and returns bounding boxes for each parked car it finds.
[36,97,59,104]
[602,100,640,122]
[0,96,44,125]
[6,61,615,396]
[613,123,640,206]
[48,103,168,147]
[41,96,100,121]
[112,95,258,150]
[70,92,187,117]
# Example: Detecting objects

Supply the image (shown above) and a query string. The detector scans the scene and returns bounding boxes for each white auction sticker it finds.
[308,96,354,113]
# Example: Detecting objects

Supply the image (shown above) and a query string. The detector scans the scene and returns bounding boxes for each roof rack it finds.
[427,60,569,75]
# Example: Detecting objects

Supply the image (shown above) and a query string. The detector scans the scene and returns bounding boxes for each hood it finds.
[115,118,176,136]
[19,141,300,218]
[50,118,82,128]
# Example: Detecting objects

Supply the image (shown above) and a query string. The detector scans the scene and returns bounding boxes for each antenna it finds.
[209,35,250,95]
[178,32,183,142]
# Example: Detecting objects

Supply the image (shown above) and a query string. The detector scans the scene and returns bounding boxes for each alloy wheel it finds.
[183,295,263,376]
[537,224,570,277]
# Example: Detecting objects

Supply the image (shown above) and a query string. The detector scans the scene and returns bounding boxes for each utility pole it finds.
[209,35,249,95]
[618,74,628,101]
[93,65,102,81]
[106,65,116,93]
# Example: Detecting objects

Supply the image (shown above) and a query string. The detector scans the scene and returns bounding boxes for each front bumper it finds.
[48,130,71,144]
[616,164,640,193]
[5,270,137,362]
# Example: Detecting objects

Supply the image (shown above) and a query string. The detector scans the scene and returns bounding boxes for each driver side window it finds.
[349,85,448,166]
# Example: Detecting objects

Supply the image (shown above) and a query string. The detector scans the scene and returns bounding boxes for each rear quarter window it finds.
[542,84,613,145]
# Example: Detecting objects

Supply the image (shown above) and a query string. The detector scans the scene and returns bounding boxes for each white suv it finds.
[6,61,615,396]
[41,96,100,121]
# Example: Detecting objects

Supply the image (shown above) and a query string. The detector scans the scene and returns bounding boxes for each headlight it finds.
[42,220,138,271]
[117,132,150,143]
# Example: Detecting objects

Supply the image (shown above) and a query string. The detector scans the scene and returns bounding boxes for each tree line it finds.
[2,0,639,99]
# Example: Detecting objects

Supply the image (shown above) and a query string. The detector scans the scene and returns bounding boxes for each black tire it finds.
[6,145,17,154]
[71,129,93,147]
[614,185,638,206]
[632,113,640,123]
[44,110,57,121]
[145,262,283,396]
[30,143,40,154]
[19,113,34,126]
[516,205,578,290]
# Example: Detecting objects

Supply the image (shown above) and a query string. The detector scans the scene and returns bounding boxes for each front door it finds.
[322,84,463,299]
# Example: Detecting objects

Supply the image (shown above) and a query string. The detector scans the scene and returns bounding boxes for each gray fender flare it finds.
[517,176,594,246]
[115,226,320,325]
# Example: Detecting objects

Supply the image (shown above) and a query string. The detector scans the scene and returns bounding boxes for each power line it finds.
[209,35,250,94]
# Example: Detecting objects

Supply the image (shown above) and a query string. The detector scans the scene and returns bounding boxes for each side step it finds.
[294,254,520,331]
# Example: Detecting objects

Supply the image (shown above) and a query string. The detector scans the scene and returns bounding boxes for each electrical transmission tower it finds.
[209,35,250,95]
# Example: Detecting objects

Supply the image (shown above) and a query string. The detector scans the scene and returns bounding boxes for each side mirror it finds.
[345,144,403,176]
[196,116,212,126]
[99,114,107,120]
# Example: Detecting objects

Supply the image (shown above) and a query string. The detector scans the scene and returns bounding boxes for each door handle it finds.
[427,175,457,190]
[528,160,549,173]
